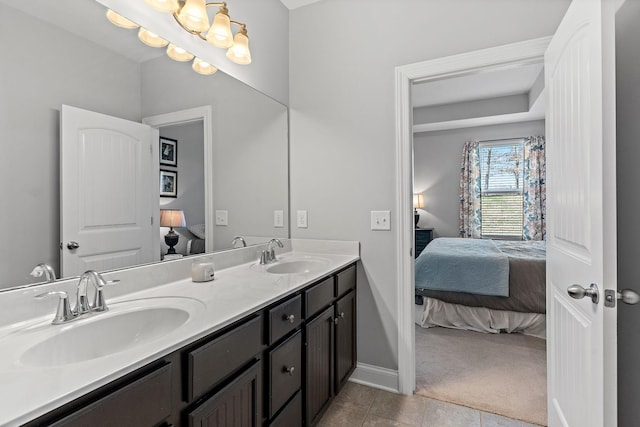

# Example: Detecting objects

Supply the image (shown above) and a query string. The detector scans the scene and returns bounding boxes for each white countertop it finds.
[0,239,359,426]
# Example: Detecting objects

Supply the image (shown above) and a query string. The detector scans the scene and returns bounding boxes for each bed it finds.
[414,237,546,337]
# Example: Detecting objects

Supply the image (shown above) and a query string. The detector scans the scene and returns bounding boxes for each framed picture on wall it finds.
[160,169,178,198]
[160,137,177,166]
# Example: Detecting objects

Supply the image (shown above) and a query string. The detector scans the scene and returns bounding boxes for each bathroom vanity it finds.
[0,240,358,427]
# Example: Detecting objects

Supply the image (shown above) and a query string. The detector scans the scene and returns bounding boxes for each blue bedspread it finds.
[415,237,509,297]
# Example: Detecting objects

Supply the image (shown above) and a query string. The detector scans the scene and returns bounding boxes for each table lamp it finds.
[160,209,186,254]
[413,194,424,227]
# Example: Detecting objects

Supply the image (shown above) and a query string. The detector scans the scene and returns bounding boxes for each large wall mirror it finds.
[0,0,289,291]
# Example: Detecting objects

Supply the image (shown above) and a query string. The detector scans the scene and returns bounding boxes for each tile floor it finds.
[318,382,543,427]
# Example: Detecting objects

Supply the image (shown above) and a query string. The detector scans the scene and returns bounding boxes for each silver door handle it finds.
[567,283,599,304]
[605,289,640,307]
[66,241,80,250]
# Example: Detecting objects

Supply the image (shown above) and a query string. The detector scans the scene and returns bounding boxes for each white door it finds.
[545,0,617,425]
[60,105,159,277]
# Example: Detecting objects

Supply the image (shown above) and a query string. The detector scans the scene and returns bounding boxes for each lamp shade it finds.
[226,30,251,65]
[192,57,218,75]
[167,43,194,62]
[160,210,186,228]
[106,10,139,29]
[206,9,234,48]
[144,0,179,13]
[177,0,210,33]
[413,194,424,209]
[138,28,169,47]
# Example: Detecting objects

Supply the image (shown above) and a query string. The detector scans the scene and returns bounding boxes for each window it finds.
[478,140,524,239]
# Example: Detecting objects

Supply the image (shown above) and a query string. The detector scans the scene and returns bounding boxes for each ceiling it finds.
[279,0,324,10]
[411,62,544,108]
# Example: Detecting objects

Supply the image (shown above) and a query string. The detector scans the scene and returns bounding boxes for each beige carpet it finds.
[414,325,547,426]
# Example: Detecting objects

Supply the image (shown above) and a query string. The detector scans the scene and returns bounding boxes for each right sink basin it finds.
[265,257,330,275]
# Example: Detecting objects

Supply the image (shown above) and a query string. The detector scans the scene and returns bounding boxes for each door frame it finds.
[143,106,214,253]
[393,37,551,394]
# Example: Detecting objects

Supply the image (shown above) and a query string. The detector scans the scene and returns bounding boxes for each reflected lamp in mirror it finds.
[413,194,424,227]
[160,209,186,254]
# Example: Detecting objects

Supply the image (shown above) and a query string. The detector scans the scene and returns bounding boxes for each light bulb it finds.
[138,28,169,48]
[106,10,139,29]
[192,57,218,75]
[144,0,179,13]
[167,44,194,62]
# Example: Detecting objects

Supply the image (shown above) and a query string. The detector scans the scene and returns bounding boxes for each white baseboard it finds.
[348,362,399,394]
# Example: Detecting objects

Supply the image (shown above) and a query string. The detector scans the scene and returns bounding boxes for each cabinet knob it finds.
[283,366,295,375]
[339,312,345,318]
[334,317,339,325]
[282,314,295,323]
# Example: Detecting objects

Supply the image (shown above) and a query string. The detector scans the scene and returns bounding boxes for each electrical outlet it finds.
[274,210,284,228]
[297,210,308,228]
[371,210,391,230]
[215,210,228,226]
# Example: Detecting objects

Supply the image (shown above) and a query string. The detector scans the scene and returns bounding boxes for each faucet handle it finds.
[35,291,74,324]
[93,279,119,312]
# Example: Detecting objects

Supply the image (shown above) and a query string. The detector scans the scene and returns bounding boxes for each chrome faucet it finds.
[232,236,247,248]
[260,238,284,265]
[30,263,57,283]
[35,270,119,325]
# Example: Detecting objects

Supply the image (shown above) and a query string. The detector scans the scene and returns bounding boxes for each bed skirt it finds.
[415,297,546,339]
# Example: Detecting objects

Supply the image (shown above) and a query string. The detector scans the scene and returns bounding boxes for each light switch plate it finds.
[274,210,284,228]
[297,210,308,228]
[371,210,391,230]
[215,210,228,226]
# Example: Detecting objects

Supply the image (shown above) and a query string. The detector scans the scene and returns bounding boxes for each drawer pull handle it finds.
[283,314,295,323]
[283,366,295,375]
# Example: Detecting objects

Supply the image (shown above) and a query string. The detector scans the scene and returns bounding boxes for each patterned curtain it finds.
[522,136,546,240]
[459,141,482,238]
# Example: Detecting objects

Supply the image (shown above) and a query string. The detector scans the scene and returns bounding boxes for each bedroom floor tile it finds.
[319,383,544,427]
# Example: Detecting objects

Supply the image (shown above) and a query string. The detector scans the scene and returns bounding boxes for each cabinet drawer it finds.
[187,359,262,427]
[336,265,356,297]
[269,331,302,418]
[269,391,302,427]
[51,363,172,427]
[305,277,334,318]
[268,294,302,344]
[187,314,263,401]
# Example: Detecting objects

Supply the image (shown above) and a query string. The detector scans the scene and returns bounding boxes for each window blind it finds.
[478,140,524,238]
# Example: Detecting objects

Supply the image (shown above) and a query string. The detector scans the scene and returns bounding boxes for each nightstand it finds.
[415,228,434,258]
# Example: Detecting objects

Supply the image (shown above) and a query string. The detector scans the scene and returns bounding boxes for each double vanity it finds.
[0,239,359,426]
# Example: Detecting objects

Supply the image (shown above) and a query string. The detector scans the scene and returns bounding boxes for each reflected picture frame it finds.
[160,136,177,166]
[160,169,178,198]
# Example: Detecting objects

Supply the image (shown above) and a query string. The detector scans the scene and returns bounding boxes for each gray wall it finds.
[159,122,206,227]
[414,120,546,237]
[141,55,289,251]
[615,0,640,424]
[0,4,141,288]
[289,0,570,371]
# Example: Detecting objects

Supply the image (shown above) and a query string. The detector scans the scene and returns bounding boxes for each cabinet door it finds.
[187,360,262,427]
[335,290,356,392]
[305,305,334,426]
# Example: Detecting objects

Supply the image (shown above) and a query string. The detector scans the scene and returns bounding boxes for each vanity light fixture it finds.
[192,57,218,75]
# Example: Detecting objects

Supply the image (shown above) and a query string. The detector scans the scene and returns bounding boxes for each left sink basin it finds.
[19,297,205,367]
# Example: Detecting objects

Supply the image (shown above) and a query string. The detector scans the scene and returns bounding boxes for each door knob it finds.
[567,283,599,304]
[66,241,80,250]
[604,289,640,307]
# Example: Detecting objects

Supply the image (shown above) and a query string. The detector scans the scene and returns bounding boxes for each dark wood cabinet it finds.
[415,228,434,258]
[26,262,357,427]
[187,360,262,427]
